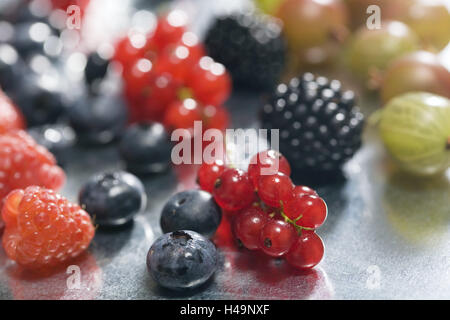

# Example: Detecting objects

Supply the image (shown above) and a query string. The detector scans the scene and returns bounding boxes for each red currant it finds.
[259,219,297,257]
[284,195,327,229]
[186,56,231,107]
[292,185,318,198]
[286,232,324,269]
[197,159,225,193]
[113,32,149,69]
[123,58,154,99]
[163,98,202,134]
[142,73,180,120]
[152,10,188,51]
[154,38,203,83]
[257,172,294,208]
[213,168,255,211]
[202,104,230,131]
[234,207,269,250]
[248,150,291,188]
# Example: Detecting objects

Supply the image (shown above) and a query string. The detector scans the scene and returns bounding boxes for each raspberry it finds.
[0,131,65,206]
[2,186,95,269]
[0,90,25,134]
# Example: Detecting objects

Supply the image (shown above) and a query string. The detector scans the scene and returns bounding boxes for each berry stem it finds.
[177,87,194,101]
[279,201,304,235]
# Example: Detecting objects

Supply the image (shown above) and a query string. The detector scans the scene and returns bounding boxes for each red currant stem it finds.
[279,201,303,235]
[177,87,194,101]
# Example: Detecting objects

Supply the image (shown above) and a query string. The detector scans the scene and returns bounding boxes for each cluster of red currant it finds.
[113,10,231,135]
[198,149,327,269]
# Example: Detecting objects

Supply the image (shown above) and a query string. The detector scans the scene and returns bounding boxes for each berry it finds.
[118,122,172,175]
[0,89,25,134]
[204,10,286,91]
[276,0,349,65]
[381,51,450,103]
[153,37,204,83]
[398,0,450,51]
[379,92,450,176]
[84,51,110,90]
[261,73,365,172]
[256,172,293,208]
[2,186,95,270]
[79,171,147,227]
[258,219,297,257]
[197,159,225,193]
[186,56,231,107]
[284,195,327,229]
[292,185,318,198]
[0,44,26,94]
[0,130,65,204]
[163,98,202,135]
[68,92,128,145]
[27,124,76,166]
[347,21,419,81]
[11,21,56,59]
[12,75,67,127]
[248,149,291,188]
[164,98,230,135]
[234,206,269,250]
[113,32,149,69]
[160,190,222,238]
[152,10,188,51]
[147,230,218,290]
[212,168,255,211]
[286,231,324,269]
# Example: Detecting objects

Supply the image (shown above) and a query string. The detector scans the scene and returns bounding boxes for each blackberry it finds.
[261,73,364,173]
[204,10,286,91]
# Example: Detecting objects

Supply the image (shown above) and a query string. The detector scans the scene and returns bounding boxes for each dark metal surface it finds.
[0,0,449,300]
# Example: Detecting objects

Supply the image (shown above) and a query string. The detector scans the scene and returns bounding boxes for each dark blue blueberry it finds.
[27,124,76,166]
[118,122,172,175]
[11,21,56,59]
[12,75,67,127]
[84,52,110,90]
[147,230,218,290]
[13,0,52,24]
[68,92,128,145]
[0,43,26,94]
[160,190,221,238]
[79,171,147,227]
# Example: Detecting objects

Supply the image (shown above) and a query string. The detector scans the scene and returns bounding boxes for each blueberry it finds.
[0,43,26,94]
[79,171,147,227]
[160,190,221,238]
[13,0,52,24]
[68,92,128,145]
[147,230,218,290]
[118,122,172,175]
[11,21,56,59]
[84,52,110,89]
[28,124,76,166]
[12,75,67,127]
